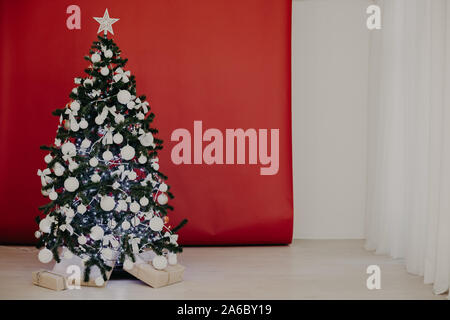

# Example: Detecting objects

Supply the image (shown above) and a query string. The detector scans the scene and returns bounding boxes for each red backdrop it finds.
[0,0,292,245]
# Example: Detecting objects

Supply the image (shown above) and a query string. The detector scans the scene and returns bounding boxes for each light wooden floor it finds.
[0,240,445,300]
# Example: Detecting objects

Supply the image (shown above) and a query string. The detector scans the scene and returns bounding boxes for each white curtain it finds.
[365,0,450,297]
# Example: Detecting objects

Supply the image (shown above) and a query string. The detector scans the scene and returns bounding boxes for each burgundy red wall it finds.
[0,0,292,245]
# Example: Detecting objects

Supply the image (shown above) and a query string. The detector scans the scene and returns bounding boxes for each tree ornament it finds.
[89,157,99,167]
[128,171,137,180]
[77,204,87,214]
[157,193,168,205]
[65,207,75,218]
[139,196,149,206]
[138,155,147,164]
[105,49,113,58]
[168,253,177,265]
[95,115,105,125]
[102,150,113,161]
[38,248,53,263]
[100,196,115,211]
[70,101,80,112]
[90,226,104,241]
[77,235,87,245]
[64,119,71,130]
[131,216,140,227]
[34,231,41,238]
[152,255,168,270]
[49,190,58,201]
[113,133,123,144]
[149,216,164,232]
[114,114,125,124]
[95,277,105,287]
[117,90,131,105]
[39,218,51,233]
[41,188,50,196]
[61,141,76,157]
[100,66,109,76]
[130,202,140,213]
[81,138,91,149]
[139,132,154,147]
[120,145,135,160]
[44,154,53,164]
[68,161,79,172]
[126,101,135,109]
[159,183,168,192]
[121,220,131,230]
[64,177,79,192]
[79,119,88,129]
[101,248,114,260]
[53,162,65,176]
[91,173,101,183]
[152,163,160,171]
[84,78,94,87]
[91,53,101,63]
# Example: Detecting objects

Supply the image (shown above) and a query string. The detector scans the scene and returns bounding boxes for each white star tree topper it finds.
[94,9,119,35]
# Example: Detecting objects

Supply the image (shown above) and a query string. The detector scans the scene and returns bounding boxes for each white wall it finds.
[292,0,370,239]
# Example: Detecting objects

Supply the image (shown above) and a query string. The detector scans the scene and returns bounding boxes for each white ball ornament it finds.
[61,142,76,156]
[102,150,113,161]
[79,119,88,129]
[138,155,147,164]
[128,171,137,180]
[113,133,123,144]
[130,202,140,213]
[77,204,86,214]
[95,115,105,125]
[53,163,65,177]
[139,133,154,147]
[77,235,87,245]
[123,259,134,270]
[100,196,115,211]
[65,208,75,218]
[139,196,149,206]
[81,138,91,149]
[44,154,53,164]
[101,248,114,260]
[95,277,105,287]
[49,190,58,201]
[64,177,79,192]
[38,248,53,264]
[121,220,131,230]
[157,193,168,205]
[149,216,164,232]
[152,163,160,171]
[70,101,80,112]
[152,255,168,270]
[126,101,135,109]
[91,173,101,183]
[131,216,140,227]
[121,145,135,160]
[90,226,104,241]
[115,114,125,124]
[70,121,80,132]
[89,157,99,167]
[39,218,51,233]
[168,253,177,265]
[100,66,109,76]
[105,49,113,58]
[117,90,132,105]
[91,53,101,63]
[34,231,41,238]
[159,183,168,192]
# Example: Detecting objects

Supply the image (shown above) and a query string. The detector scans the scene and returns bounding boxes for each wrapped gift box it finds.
[32,270,67,291]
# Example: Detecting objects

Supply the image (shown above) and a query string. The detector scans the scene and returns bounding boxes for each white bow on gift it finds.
[37,169,52,186]
[113,67,130,83]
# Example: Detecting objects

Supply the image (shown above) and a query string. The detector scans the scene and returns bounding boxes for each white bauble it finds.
[49,191,58,201]
[117,200,128,211]
[139,133,154,147]
[41,188,50,196]
[95,115,104,125]
[121,145,135,160]
[149,216,164,232]
[139,196,149,206]
[168,253,177,265]
[105,49,113,58]
[68,161,79,172]
[121,220,131,230]
[126,101,135,109]
[102,150,113,161]
[128,171,137,180]
[130,202,140,213]
[100,196,115,211]
[152,255,168,270]
[64,177,79,192]
[117,90,132,105]
[91,53,101,63]
[90,226,104,241]
[157,193,168,205]
[131,216,140,227]
[38,248,53,264]
[115,114,125,124]
[159,183,168,192]
[81,138,91,149]
[53,162,65,176]
[112,182,120,190]
[79,119,88,129]
[39,218,51,233]
[44,154,53,164]
[91,173,101,183]
[152,163,160,171]
[113,133,123,144]
[138,155,147,164]
[78,235,87,245]
[34,231,41,238]
[123,259,134,270]
[100,67,109,76]
[101,248,114,260]
[61,142,76,156]
[65,208,75,218]
[95,277,105,287]
[71,101,80,112]
[70,121,79,132]
[77,204,86,214]
[63,250,73,260]
[89,157,99,167]
[72,88,78,94]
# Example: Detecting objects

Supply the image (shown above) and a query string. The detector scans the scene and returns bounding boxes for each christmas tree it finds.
[35,9,186,283]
